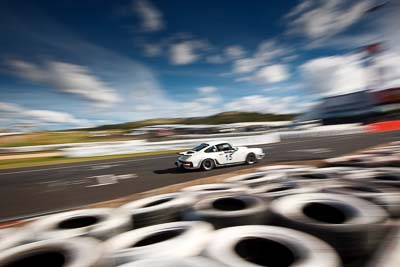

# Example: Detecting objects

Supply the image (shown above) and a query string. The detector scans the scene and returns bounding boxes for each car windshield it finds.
[192,143,209,151]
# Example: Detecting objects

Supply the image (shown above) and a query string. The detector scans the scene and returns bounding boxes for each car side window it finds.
[205,146,217,153]
[217,143,232,152]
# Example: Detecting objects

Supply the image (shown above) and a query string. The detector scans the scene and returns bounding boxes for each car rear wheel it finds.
[246,153,257,165]
[201,159,215,171]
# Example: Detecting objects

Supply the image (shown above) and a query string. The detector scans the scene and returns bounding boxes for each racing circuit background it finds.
[1,1,400,267]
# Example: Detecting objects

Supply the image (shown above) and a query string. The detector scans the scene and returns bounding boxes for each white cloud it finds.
[8,60,122,107]
[181,101,219,117]
[197,95,221,106]
[306,33,380,50]
[285,0,313,19]
[224,95,309,114]
[254,65,289,84]
[255,40,291,63]
[169,40,207,65]
[205,46,246,66]
[180,87,222,117]
[263,83,305,93]
[233,58,260,74]
[282,54,299,63]
[225,46,246,59]
[143,43,163,57]
[297,1,400,97]
[232,39,295,76]
[301,38,400,97]
[25,110,89,125]
[286,0,374,40]
[0,101,90,127]
[133,0,164,32]
[206,55,226,64]
[301,53,367,97]
[0,7,206,128]
[0,102,21,113]
[198,86,218,95]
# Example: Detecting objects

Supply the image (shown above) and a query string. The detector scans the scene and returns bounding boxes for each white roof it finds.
[223,121,292,127]
[201,140,230,146]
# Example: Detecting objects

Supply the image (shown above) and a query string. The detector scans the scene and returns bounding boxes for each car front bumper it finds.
[257,153,265,159]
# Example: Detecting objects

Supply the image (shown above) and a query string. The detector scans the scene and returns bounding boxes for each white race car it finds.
[175,141,265,171]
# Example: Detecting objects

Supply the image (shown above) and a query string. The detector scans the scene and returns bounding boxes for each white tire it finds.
[0,228,30,252]
[224,172,287,188]
[180,183,249,199]
[0,238,105,267]
[104,221,213,265]
[27,208,131,241]
[205,225,341,267]
[118,257,226,267]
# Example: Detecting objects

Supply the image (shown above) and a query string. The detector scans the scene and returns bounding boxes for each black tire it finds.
[119,193,195,228]
[269,193,389,262]
[201,159,215,171]
[105,221,213,265]
[184,195,269,229]
[344,168,400,187]
[249,181,316,201]
[205,225,341,267]
[0,238,105,267]
[321,181,400,218]
[367,227,400,267]
[257,164,315,173]
[288,169,340,185]
[245,153,257,165]
[326,154,399,168]
[325,154,376,167]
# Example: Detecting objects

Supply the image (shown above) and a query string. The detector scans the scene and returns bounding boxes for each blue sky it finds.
[0,0,398,130]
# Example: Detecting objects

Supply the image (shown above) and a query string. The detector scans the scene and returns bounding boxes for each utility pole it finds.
[362,1,389,90]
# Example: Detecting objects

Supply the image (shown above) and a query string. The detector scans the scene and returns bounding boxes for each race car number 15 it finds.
[225,154,232,160]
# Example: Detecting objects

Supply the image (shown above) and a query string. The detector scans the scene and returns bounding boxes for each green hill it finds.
[89,112,295,131]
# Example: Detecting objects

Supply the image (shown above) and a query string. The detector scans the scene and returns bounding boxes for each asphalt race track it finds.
[0,131,399,222]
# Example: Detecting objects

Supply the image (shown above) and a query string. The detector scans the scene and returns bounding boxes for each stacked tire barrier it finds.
[1,141,400,267]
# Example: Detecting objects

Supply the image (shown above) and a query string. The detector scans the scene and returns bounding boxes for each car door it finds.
[214,143,237,165]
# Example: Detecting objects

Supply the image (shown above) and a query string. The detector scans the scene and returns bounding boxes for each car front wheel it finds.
[246,153,257,165]
[201,159,215,171]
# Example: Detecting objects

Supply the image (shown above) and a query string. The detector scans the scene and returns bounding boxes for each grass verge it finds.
[0,149,183,170]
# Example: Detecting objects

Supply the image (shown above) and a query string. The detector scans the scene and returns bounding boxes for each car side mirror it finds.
[233,147,238,151]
